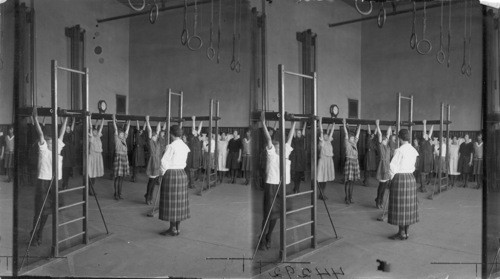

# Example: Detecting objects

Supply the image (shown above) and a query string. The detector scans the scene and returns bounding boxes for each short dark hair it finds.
[170,125,183,138]
[398,129,410,142]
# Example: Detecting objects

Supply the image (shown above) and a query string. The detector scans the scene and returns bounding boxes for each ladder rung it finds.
[58,201,85,211]
[58,231,85,244]
[286,190,313,199]
[286,235,314,248]
[59,186,85,194]
[58,216,85,227]
[286,205,313,215]
[286,221,314,231]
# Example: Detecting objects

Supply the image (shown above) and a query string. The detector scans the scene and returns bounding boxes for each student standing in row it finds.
[1,126,15,183]
[363,125,378,186]
[144,116,163,205]
[448,136,461,187]
[30,107,68,246]
[375,121,391,210]
[458,134,473,188]
[291,124,307,194]
[61,118,75,190]
[258,112,295,250]
[186,117,203,189]
[88,118,105,196]
[227,130,242,184]
[473,134,483,189]
[217,132,229,183]
[343,118,361,205]
[418,121,434,192]
[131,121,147,182]
[112,115,131,200]
[241,129,252,185]
[317,118,335,200]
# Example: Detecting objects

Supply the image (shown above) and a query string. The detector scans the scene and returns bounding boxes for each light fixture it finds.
[480,0,500,9]
[330,104,339,118]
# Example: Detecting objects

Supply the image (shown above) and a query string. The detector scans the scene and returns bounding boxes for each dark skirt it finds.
[388,173,419,226]
[473,158,483,175]
[226,152,240,170]
[241,154,252,171]
[203,153,215,170]
[290,149,307,172]
[365,149,377,171]
[376,159,391,181]
[159,169,190,222]
[4,152,14,168]
[458,155,472,174]
[113,153,130,177]
[344,157,360,181]
[133,145,146,167]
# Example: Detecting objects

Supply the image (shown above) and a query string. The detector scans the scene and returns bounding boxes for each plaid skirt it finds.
[388,173,419,226]
[473,158,483,175]
[4,152,14,168]
[159,169,190,222]
[113,153,130,177]
[241,154,252,171]
[344,157,360,182]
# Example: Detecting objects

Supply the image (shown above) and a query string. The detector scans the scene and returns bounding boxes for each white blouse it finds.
[160,139,191,175]
[266,144,293,185]
[38,139,65,180]
[389,143,419,179]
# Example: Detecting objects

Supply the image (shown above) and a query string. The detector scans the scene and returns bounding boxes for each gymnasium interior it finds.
[0,0,498,278]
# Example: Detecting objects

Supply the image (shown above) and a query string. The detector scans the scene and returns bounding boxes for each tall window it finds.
[116,94,127,115]
[65,25,85,109]
[297,29,317,114]
[348,99,359,119]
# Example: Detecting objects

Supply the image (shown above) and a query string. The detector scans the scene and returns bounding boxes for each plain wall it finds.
[260,1,362,118]
[0,2,15,125]
[20,0,130,116]
[361,2,483,131]
[128,0,252,127]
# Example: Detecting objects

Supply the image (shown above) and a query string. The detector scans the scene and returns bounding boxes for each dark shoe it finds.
[265,238,271,249]
[344,197,350,205]
[258,240,267,250]
[388,233,405,240]
[403,234,409,240]
[119,195,124,200]
[160,228,177,236]
[130,177,135,182]
[114,194,119,200]
[377,216,385,221]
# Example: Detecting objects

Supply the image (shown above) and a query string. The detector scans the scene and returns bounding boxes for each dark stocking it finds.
[463,174,469,187]
[348,182,354,203]
[113,177,119,198]
[266,219,277,244]
[145,178,156,203]
[293,179,301,194]
[376,181,387,207]
[344,182,349,203]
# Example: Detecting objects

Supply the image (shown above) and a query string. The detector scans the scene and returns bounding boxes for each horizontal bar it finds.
[97,0,211,23]
[58,186,86,194]
[58,216,85,227]
[90,113,167,122]
[58,231,85,244]
[286,221,314,231]
[181,116,221,121]
[251,111,314,122]
[321,117,396,126]
[329,1,462,28]
[285,235,314,249]
[58,201,85,211]
[56,66,86,75]
[170,92,182,96]
[404,120,452,126]
[286,190,314,199]
[286,205,314,215]
[400,96,412,100]
[283,71,314,80]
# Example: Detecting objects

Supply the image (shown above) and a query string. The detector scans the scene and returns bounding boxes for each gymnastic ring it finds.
[128,0,146,11]
[149,4,158,24]
[235,61,241,73]
[436,49,446,64]
[230,58,236,71]
[355,0,372,16]
[416,39,432,55]
[410,33,417,50]
[466,65,472,77]
[377,5,386,28]
[187,35,203,51]
[461,63,467,75]
[207,47,216,60]
[181,29,189,46]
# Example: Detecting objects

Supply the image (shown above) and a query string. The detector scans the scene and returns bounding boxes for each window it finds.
[116,94,127,114]
[348,99,359,119]
[297,29,317,114]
